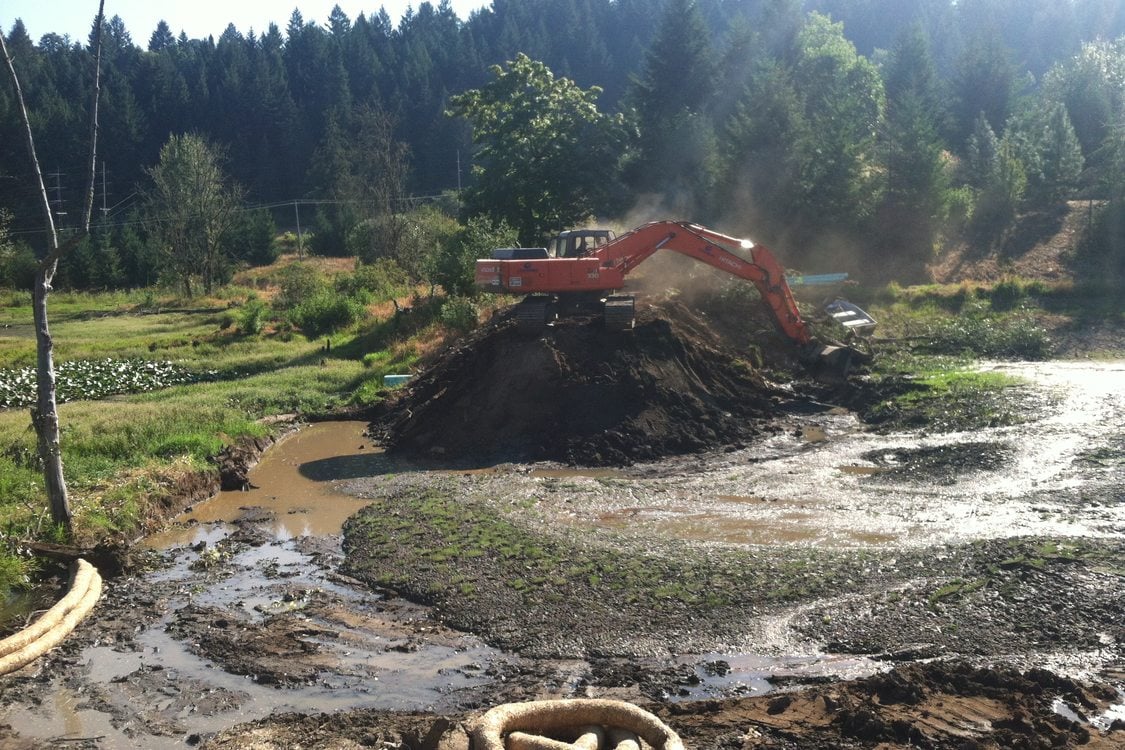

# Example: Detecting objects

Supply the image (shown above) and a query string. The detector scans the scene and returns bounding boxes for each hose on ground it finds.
[0,559,102,675]
[472,699,684,750]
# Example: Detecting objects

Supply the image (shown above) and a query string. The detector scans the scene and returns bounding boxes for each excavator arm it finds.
[474,220,870,373]
[476,221,813,345]
[594,221,813,345]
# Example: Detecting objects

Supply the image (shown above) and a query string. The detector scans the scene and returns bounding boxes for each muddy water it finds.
[3,422,504,749]
[5,362,1122,746]
[148,421,384,545]
[516,361,1125,549]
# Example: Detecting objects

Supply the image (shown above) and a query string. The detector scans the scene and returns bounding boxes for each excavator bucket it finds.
[803,342,873,379]
[803,298,876,379]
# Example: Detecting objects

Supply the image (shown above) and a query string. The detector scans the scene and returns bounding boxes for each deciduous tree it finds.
[449,53,627,244]
[1,1,104,533]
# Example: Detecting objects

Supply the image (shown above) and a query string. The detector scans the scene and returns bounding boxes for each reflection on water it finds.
[0,586,57,637]
[527,361,1125,549]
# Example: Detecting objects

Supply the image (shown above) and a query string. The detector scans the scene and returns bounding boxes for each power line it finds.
[6,194,453,238]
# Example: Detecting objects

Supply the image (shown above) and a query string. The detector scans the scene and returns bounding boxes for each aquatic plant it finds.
[0,358,213,408]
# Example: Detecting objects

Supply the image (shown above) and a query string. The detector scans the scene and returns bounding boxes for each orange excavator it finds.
[474,220,873,373]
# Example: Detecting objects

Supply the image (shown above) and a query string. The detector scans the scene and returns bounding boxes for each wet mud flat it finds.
[3,354,1125,749]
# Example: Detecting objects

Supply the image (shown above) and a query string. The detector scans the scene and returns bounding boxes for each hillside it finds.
[930,201,1096,284]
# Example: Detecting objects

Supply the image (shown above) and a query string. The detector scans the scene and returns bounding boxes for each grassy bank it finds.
[846,277,1121,431]
[0,262,451,590]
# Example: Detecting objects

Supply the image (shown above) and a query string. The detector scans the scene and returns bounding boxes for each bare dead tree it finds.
[1,1,105,534]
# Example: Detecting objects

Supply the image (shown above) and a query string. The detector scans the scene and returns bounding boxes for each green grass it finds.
[0,283,439,591]
[344,487,875,617]
[864,354,1030,431]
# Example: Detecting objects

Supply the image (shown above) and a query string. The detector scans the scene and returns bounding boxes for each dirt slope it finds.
[930,201,1093,284]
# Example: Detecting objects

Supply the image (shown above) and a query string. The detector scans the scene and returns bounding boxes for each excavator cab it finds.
[548,229,615,258]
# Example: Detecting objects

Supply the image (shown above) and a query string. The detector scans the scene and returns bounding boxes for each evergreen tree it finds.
[883,23,948,139]
[718,60,809,242]
[973,136,1027,241]
[789,13,885,238]
[1042,38,1125,168]
[966,112,1000,189]
[1079,104,1125,280]
[875,25,952,277]
[628,0,719,215]
[1005,101,1085,208]
[953,27,1020,146]
[148,20,176,52]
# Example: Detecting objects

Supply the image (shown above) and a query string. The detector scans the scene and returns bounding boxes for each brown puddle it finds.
[149,421,381,547]
[589,508,898,546]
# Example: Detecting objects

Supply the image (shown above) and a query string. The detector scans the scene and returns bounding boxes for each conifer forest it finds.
[3,0,1125,288]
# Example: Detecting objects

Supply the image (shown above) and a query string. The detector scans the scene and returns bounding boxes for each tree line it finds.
[3,0,1125,290]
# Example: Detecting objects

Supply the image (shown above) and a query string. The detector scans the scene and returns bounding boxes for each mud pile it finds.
[369,301,788,465]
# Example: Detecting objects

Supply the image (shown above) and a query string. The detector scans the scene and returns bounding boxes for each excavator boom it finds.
[475,221,816,345]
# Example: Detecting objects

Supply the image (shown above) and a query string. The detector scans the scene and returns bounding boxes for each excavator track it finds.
[604,296,636,331]
[516,296,551,334]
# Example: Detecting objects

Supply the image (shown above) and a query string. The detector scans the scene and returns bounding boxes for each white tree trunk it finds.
[31,262,70,528]
[2,1,104,534]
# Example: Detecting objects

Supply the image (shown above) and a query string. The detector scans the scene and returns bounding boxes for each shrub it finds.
[440,296,480,333]
[989,278,1025,311]
[274,263,329,310]
[915,308,1050,359]
[290,292,367,338]
[432,215,518,297]
[335,259,410,302]
[238,297,269,335]
[0,240,39,289]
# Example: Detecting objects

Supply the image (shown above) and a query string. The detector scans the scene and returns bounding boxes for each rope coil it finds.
[472,699,684,750]
[0,558,102,675]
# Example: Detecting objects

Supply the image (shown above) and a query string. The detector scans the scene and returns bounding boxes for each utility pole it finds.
[456,150,463,193]
[100,161,109,221]
[48,169,67,225]
[294,201,304,258]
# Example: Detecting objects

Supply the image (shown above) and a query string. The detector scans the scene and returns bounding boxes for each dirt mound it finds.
[369,301,787,465]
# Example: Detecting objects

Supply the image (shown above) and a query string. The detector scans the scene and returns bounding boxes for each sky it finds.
[4,0,489,44]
